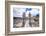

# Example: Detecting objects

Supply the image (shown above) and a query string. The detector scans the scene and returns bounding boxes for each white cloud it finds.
[13,8,26,17]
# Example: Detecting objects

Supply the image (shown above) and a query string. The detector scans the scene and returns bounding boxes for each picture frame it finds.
[5,1,45,36]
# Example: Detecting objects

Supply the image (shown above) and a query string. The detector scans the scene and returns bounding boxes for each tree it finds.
[36,14,39,17]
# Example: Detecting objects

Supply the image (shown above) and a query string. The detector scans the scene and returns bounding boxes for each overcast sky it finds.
[13,8,39,17]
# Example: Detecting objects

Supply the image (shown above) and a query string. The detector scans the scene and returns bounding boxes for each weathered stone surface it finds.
[13,13,39,28]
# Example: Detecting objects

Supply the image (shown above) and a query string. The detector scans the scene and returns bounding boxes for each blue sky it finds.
[13,8,39,17]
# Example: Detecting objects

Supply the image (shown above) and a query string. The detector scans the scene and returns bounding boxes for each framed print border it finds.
[5,1,45,36]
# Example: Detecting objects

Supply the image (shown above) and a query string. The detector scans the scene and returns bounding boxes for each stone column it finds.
[22,12,25,27]
[29,12,32,27]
